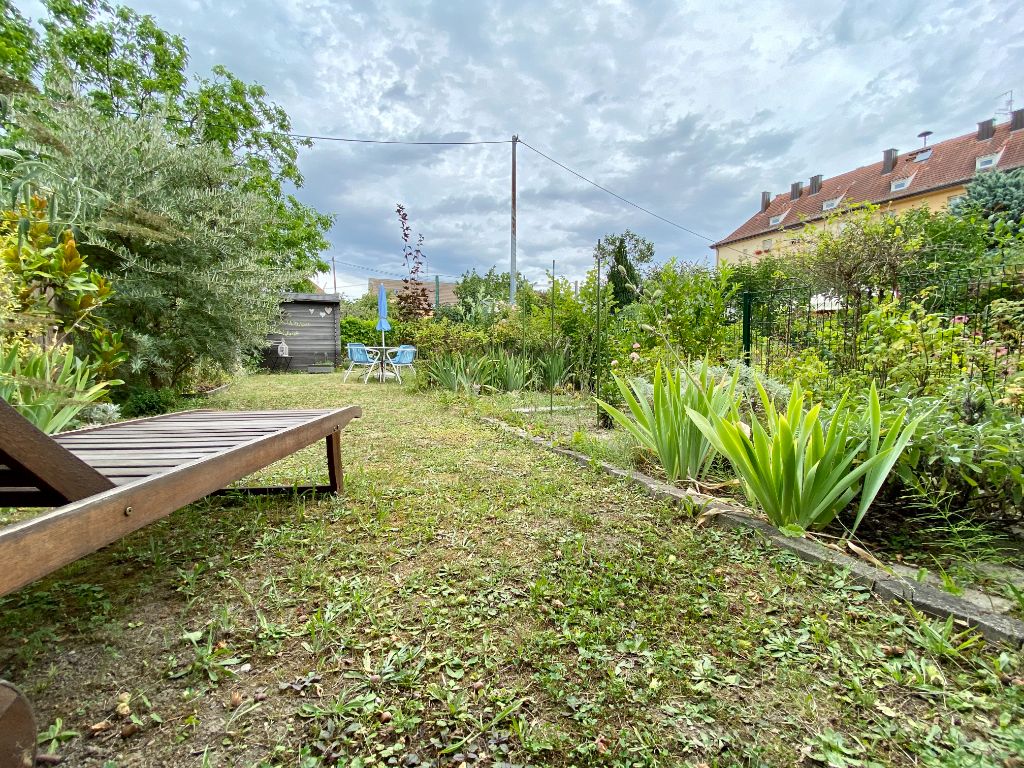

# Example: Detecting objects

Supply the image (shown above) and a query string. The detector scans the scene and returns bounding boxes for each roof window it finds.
[768,211,786,226]
[976,153,1000,171]
[913,149,932,162]
[890,177,912,192]
[822,197,842,211]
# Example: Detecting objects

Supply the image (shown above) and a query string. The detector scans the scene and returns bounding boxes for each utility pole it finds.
[510,134,518,305]
[331,256,337,294]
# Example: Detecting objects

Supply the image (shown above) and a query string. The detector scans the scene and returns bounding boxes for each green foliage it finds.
[595,229,652,311]
[638,260,736,360]
[536,346,571,390]
[116,385,178,418]
[0,342,118,432]
[687,381,921,535]
[965,166,1024,234]
[1,1,39,83]
[597,362,739,482]
[423,351,493,395]
[15,99,296,388]
[33,0,331,279]
[339,316,384,347]
[493,349,532,392]
[403,318,489,358]
[454,267,529,310]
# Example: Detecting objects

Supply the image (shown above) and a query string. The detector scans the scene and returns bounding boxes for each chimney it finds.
[810,174,822,194]
[1011,109,1024,131]
[977,119,995,140]
[790,181,803,200]
[882,148,899,174]
[760,191,770,212]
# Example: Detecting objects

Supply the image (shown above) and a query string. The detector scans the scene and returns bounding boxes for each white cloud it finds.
[55,0,1024,288]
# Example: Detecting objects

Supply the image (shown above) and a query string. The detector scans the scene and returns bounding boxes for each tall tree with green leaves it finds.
[32,0,332,282]
[594,229,653,312]
[0,1,39,84]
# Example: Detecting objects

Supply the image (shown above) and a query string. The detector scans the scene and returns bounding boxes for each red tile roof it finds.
[713,117,1024,249]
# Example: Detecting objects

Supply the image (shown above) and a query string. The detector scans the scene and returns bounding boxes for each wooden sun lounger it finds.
[0,400,361,598]
[0,400,360,761]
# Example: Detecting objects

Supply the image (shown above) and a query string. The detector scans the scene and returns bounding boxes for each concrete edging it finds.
[480,416,1024,648]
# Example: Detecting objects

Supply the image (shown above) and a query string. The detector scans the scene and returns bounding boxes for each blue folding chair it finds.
[343,343,380,383]
[386,345,418,383]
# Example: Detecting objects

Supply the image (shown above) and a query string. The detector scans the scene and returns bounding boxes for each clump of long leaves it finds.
[1,342,120,433]
[687,380,923,536]
[536,347,571,390]
[595,361,739,481]
[424,352,493,396]
[493,349,532,392]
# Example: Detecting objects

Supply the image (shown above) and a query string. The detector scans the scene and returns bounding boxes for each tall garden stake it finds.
[550,259,555,414]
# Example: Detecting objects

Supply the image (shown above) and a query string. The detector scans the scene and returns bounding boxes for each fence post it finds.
[435,275,440,311]
[741,290,752,367]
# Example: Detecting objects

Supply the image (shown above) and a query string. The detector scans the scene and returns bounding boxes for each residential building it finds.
[712,110,1024,265]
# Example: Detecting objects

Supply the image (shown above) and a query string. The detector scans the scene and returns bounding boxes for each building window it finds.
[890,177,912,192]
[822,197,842,211]
[762,238,773,250]
[768,211,786,226]
[976,153,1000,171]
[913,149,932,162]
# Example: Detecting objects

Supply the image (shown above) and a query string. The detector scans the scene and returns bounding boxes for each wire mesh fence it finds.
[721,263,1024,396]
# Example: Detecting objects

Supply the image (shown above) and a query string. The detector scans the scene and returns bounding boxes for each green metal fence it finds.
[724,263,1024,395]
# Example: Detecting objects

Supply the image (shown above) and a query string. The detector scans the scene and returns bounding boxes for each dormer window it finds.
[890,177,912,192]
[768,211,786,226]
[976,153,1000,171]
[822,197,842,211]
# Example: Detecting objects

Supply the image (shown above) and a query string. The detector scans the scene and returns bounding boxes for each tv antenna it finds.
[996,90,1014,118]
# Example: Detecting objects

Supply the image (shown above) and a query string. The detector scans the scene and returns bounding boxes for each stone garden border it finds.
[481,416,1024,648]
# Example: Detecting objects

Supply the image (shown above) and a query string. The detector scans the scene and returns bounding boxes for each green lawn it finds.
[1,373,1021,767]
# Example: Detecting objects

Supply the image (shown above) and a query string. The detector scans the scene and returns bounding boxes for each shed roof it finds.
[282,293,342,304]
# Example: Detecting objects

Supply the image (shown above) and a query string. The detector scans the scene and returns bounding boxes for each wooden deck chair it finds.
[0,400,360,762]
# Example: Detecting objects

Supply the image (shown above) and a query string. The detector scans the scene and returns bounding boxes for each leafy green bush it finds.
[596,362,739,482]
[118,386,180,418]
[688,381,922,536]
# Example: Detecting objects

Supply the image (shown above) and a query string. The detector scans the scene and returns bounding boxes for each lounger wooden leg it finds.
[326,427,344,494]
[0,680,36,767]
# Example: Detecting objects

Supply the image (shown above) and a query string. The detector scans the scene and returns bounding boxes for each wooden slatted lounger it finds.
[0,399,361,763]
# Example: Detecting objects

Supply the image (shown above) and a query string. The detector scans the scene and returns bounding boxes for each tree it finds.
[593,229,653,312]
[33,0,332,283]
[15,97,296,388]
[394,203,432,321]
[965,166,1024,235]
[1,1,40,84]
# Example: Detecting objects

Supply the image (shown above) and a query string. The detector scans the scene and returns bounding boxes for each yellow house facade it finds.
[713,112,1024,265]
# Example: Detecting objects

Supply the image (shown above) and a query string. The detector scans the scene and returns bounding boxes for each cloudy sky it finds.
[22,0,1024,295]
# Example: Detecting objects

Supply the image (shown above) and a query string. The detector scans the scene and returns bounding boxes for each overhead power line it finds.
[517,139,717,244]
[287,134,511,146]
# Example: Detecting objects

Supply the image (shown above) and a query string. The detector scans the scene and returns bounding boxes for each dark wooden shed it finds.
[265,293,341,370]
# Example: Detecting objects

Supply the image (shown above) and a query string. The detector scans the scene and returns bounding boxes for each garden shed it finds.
[265,293,341,370]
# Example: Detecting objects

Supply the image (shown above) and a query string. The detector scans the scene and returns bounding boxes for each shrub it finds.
[423,352,494,396]
[118,386,180,418]
[493,349,532,392]
[536,347,571,390]
[687,381,922,536]
[596,362,739,482]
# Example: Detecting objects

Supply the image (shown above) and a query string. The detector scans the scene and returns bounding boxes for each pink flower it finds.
[611,359,619,367]
[629,351,640,362]
[996,347,1008,358]
[952,315,969,325]
[632,342,641,349]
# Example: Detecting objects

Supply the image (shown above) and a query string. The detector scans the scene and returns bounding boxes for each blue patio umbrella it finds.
[376,283,392,348]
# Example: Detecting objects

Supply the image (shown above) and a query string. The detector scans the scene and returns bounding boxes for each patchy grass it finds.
[1,372,1022,767]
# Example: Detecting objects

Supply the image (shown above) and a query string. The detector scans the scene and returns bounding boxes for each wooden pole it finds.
[510,135,518,305]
